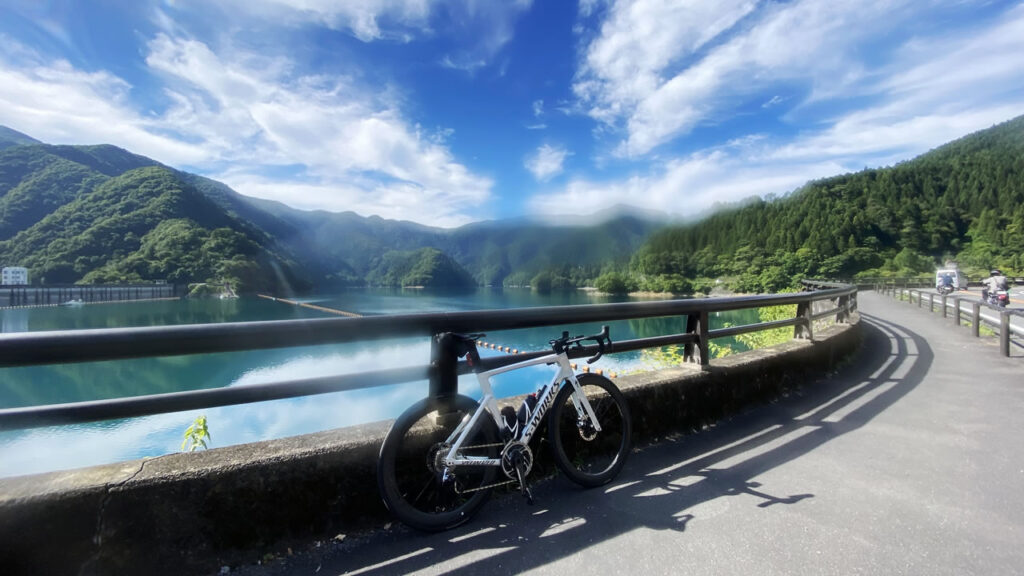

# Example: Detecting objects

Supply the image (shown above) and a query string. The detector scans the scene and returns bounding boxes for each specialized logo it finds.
[521,381,560,439]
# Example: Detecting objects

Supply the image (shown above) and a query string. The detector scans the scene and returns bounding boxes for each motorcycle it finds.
[937,283,954,295]
[983,289,1010,308]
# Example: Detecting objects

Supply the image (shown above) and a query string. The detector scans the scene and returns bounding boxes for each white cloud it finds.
[532,96,1024,219]
[217,0,435,42]
[0,40,207,165]
[439,54,487,72]
[574,0,757,130]
[532,99,544,117]
[529,143,844,219]
[543,0,1024,219]
[0,33,493,226]
[213,0,532,69]
[525,144,571,181]
[575,0,945,157]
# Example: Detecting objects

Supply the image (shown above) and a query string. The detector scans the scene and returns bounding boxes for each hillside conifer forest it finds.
[627,115,1024,293]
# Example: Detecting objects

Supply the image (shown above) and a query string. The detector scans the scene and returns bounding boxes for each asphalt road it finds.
[908,287,1024,352]
[236,291,1024,576]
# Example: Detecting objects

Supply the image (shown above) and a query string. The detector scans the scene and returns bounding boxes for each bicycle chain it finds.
[456,478,516,494]
[459,442,506,450]
[450,441,519,494]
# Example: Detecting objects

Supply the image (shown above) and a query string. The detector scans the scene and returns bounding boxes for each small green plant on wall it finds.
[181,415,211,452]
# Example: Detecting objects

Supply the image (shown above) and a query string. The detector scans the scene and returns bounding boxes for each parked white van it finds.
[935,268,968,291]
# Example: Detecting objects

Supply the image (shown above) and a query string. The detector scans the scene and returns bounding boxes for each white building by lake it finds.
[2,266,28,285]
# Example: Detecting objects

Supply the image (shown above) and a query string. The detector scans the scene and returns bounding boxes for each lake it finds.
[0,288,758,477]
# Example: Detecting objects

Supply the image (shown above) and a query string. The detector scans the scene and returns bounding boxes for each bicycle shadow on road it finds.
[245,314,932,575]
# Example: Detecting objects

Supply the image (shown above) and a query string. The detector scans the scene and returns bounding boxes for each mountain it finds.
[170,169,663,287]
[0,143,309,292]
[4,115,1021,295]
[0,129,665,291]
[0,144,161,240]
[633,114,1024,292]
[365,247,477,289]
[0,126,40,150]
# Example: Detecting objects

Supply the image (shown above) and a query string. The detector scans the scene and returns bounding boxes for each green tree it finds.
[595,271,630,295]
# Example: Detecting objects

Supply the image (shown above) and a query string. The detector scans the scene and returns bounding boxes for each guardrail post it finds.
[429,332,459,400]
[916,290,922,308]
[837,295,850,323]
[928,293,934,313]
[795,301,813,340]
[684,312,710,370]
[952,297,962,327]
[1002,312,1011,357]
[941,294,948,318]
[971,302,981,338]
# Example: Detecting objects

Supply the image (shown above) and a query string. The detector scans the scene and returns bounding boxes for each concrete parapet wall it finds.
[0,318,861,575]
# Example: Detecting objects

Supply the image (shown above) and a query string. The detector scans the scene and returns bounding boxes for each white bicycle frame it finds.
[442,350,603,469]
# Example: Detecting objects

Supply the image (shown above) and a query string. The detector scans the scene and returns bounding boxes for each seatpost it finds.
[430,332,459,400]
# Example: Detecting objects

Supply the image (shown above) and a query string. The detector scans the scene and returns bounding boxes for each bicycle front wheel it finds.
[377,394,500,531]
[548,373,632,487]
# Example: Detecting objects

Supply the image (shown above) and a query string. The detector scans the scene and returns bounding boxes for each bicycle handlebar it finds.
[549,325,612,364]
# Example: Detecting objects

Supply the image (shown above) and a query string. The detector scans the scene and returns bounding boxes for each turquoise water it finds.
[0,288,756,477]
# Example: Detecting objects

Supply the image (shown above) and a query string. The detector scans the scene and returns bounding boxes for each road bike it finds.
[377,326,632,531]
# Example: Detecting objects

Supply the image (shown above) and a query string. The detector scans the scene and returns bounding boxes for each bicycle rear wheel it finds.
[548,373,632,487]
[377,394,500,531]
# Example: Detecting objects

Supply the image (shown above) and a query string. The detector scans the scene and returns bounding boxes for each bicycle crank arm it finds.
[514,459,534,505]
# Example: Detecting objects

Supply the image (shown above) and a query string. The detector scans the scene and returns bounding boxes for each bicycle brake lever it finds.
[585,338,605,364]
[585,326,611,364]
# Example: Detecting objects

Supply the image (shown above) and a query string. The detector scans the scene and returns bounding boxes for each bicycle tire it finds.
[377,394,500,531]
[548,372,632,487]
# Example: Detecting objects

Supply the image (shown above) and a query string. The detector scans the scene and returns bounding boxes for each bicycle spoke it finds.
[379,395,499,531]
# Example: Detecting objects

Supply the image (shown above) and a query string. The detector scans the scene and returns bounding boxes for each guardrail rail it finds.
[0,281,858,431]
[875,284,1022,356]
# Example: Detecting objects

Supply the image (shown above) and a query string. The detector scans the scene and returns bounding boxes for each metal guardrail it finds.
[863,276,1024,289]
[0,282,857,431]
[875,284,1023,356]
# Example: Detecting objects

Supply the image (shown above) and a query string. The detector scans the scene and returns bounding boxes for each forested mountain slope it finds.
[0,156,309,292]
[0,131,663,291]
[633,115,1024,292]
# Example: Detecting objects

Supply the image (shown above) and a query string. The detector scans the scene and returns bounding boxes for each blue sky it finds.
[0,0,1022,228]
